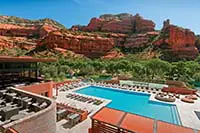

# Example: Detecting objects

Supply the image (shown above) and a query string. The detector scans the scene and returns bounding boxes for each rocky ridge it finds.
[0,16,65,29]
[0,16,61,50]
[0,14,199,60]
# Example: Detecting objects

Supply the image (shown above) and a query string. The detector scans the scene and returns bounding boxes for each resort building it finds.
[0,56,56,97]
[0,56,200,133]
[0,56,57,133]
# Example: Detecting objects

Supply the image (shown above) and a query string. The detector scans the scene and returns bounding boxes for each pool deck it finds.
[55,85,111,133]
[56,85,111,116]
[55,84,200,132]
[150,94,200,130]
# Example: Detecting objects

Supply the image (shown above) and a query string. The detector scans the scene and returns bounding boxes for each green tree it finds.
[167,62,190,81]
[145,59,171,80]
[132,63,145,80]
[193,73,200,82]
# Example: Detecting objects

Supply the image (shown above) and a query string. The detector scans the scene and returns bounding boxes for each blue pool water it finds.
[75,86,181,125]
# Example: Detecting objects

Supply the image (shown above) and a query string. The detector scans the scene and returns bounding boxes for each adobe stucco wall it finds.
[18,81,54,98]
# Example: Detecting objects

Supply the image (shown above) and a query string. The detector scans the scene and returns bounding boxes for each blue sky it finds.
[0,0,199,34]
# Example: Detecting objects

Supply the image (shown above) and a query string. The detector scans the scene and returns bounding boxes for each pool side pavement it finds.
[55,85,111,133]
[150,93,200,130]
[55,84,200,132]
[84,85,200,130]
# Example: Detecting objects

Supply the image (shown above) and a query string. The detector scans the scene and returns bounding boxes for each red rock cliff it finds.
[0,24,37,37]
[125,31,159,49]
[0,24,57,38]
[154,19,199,60]
[72,13,155,34]
[0,23,57,50]
[38,30,115,57]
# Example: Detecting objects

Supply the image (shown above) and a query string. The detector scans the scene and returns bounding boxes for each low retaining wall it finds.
[162,87,197,95]
[18,81,54,98]
[53,79,80,88]
[3,88,56,133]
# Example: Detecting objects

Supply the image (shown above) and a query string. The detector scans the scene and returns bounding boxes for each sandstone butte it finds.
[154,19,199,60]
[71,13,155,34]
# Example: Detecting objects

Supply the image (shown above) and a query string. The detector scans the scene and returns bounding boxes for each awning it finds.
[91,107,198,133]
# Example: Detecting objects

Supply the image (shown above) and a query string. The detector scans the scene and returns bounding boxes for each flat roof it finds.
[157,121,194,133]
[92,107,125,126]
[91,107,199,133]
[120,113,154,133]
[0,56,56,63]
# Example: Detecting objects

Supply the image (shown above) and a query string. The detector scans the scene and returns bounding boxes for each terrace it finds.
[0,87,56,133]
[56,103,88,130]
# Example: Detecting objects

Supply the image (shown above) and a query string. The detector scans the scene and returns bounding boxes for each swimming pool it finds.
[75,86,181,125]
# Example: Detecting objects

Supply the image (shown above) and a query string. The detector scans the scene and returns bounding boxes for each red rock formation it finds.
[0,23,57,51]
[0,15,198,60]
[38,31,115,57]
[0,24,57,38]
[71,25,85,32]
[0,36,37,50]
[84,18,104,32]
[39,25,58,37]
[0,36,15,49]
[124,31,159,49]
[133,14,155,33]
[101,50,124,59]
[106,33,127,47]
[195,36,200,52]
[154,19,199,60]
[125,34,149,48]
[72,13,155,34]
[0,24,37,37]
